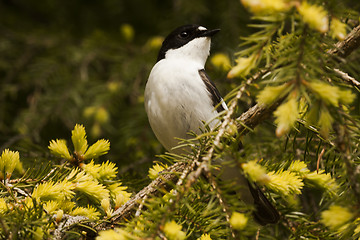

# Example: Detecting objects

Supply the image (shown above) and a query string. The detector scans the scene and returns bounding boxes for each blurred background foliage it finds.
[1,0,360,239]
[0,0,253,181]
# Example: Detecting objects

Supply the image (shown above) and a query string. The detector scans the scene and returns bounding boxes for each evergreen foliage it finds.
[0,0,360,239]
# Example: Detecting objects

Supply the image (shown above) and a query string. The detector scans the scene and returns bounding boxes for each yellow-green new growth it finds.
[0,198,8,214]
[23,197,34,209]
[67,169,111,202]
[32,180,75,202]
[227,54,257,78]
[96,228,134,240]
[146,36,164,50]
[241,0,290,15]
[308,82,340,106]
[59,200,76,212]
[307,81,355,107]
[81,160,101,179]
[163,221,186,240]
[163,189,176,202]
[241,160,270,184]
[197,234,212,240]
[0,149,20,179]
[71,170,110,203]
[82,160,118,181]
[330,18,347,40]
[108,183,131,209]
[114,192,131,210]
[50,124,111,161]
[101,198,113,218]
[354,218,360,237]
[70,206,101,220]
[33,227,44,240]
[305,170,338,194]
[288,160,310,176]
[210,53,231,71]
[321,205,353,231]
[55,209,64,222]
[337,88,356,105]
[230,212,248,230]
[266,170,304,195]
[67,168,92,182]
[96,229,125,240]
[257,83,291,105]
[148,163,168,180]
[75,181,110,203]
[297,1,328,33]
[43,201,59,214]
[120,23,135,43]
[83,139,110,160]
[98,160,118,180]
[318,107,334,138]
[274,97,299,137]
[71,124,88,156]
[95,107,110,124]
[48,139,72,160]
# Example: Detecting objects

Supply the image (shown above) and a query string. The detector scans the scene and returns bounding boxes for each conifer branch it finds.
[343,152,360,204]
[323,25,360,204]
[60,23,360,236]
[54,215,90,240]
[99,69,271,231]
[236,100,283,135]
[236,24,360,133]
[109,162,188,224]
[327,24,360,58]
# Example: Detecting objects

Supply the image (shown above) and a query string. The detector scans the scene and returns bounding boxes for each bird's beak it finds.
[200,28,220,37]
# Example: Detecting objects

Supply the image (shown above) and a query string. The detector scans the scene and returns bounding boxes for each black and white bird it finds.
[145,24,279,225]
[145,24,226,152]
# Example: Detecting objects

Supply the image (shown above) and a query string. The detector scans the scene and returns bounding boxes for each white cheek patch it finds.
[198,26,207,31]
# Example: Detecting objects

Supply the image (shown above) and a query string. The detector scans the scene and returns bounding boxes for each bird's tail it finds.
[214,159,280,225]
[248,181,280,225]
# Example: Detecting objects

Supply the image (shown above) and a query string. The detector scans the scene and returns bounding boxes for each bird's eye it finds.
[179,31,189,38]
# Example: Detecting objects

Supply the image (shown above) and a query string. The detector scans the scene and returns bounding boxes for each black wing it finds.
[198,69,226,112]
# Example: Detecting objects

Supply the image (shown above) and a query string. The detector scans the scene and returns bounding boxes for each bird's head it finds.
[157,24,220,66]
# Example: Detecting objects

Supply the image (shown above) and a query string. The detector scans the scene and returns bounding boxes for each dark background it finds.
[0,0,252,180]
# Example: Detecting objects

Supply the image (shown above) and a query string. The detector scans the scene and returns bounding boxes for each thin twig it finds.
[333,68,360,87]
[176,154,199,187]
[316,148,325,174]
[135,195,147,217]
[205,169,237,239]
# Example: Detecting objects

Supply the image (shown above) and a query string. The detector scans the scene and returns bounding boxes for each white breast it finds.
[145,58,220,152]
